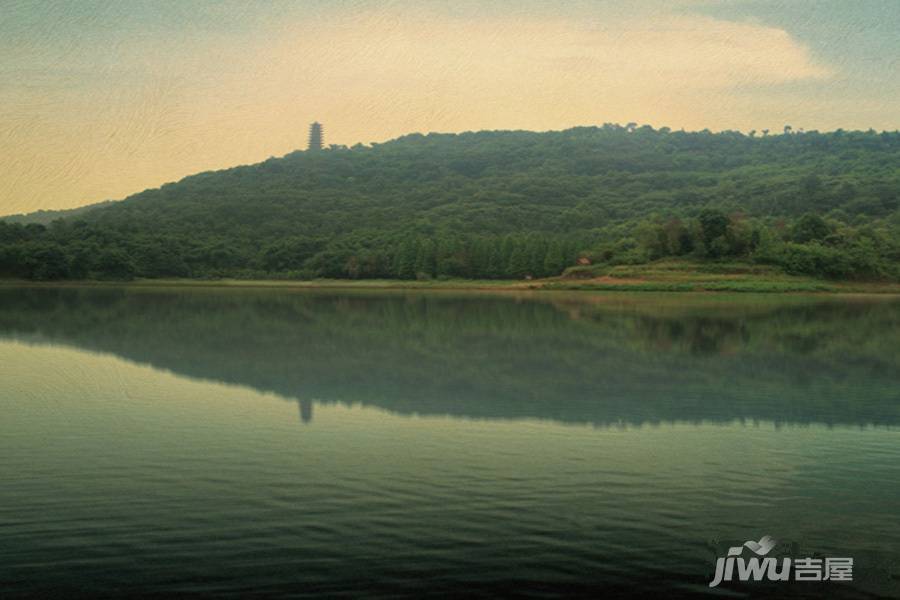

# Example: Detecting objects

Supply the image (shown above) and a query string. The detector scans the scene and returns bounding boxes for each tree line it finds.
[2,209,896,281]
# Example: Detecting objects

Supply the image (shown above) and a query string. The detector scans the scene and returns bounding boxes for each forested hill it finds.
[1,200,116,226]
[1,125,899,281]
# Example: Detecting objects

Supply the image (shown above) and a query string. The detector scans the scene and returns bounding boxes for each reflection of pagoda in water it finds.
[2,287,898,430]
[308,122,323,151]
[298,399,313,424]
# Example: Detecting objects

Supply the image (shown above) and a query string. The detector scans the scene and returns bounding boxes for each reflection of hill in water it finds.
[1,287,898,427]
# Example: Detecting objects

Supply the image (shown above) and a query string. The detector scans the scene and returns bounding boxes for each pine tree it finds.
[543,240,566,276]
[414,238,437,278]
[486,240,504,279]
[393,239,418,279]
[528,236,548,277]
[507,240,531,279]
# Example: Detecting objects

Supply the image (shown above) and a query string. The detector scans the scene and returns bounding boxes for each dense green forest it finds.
[1,124,899,281]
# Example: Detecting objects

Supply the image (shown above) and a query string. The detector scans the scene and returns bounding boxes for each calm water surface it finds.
[1,287,898,598]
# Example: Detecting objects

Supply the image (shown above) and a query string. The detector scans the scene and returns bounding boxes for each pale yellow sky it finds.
[0,1,897,215]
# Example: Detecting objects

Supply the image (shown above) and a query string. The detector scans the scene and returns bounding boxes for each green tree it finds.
[415,238,437,279]
[699,209,730,258]
[95,249,136,280]
[507,241,531,279]
[543,240,566,275]
[792,213,830,244]
[393,239,418,279]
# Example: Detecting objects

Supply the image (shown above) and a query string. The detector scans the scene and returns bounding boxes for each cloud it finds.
[0,6,843,214]
[212,10,834,139]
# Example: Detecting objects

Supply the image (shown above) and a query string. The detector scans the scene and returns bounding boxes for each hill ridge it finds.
[1,125,898,281]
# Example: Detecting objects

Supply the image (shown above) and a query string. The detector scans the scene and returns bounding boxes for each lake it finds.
[1,286,898,598]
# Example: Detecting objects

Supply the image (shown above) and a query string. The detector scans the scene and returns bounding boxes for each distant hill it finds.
[0,125,898,281]
[1,200,117,225]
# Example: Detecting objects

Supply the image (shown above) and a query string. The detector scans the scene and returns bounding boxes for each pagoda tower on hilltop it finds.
[308,121,323,151]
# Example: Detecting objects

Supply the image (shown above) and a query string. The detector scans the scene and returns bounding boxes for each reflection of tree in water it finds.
[573,298,898,363]
[629,316,750,356]
[0,287,898,427]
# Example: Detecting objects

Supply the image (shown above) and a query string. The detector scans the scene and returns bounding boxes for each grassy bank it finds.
[1,260,899,294]
[547,260,900,293]
[0,277,530,291]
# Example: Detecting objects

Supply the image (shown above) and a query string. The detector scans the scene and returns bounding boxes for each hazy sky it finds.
[1,0,898,214]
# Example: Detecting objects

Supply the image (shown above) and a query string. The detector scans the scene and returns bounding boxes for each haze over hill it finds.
[0,125,898,282]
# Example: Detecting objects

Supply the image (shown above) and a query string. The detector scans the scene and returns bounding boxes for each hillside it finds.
[1,125,899,281]
[1,200,116,226]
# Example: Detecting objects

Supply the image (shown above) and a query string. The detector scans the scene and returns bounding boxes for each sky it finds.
[1,0,898,215]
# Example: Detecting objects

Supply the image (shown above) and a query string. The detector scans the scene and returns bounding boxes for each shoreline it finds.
[2,277,899,295]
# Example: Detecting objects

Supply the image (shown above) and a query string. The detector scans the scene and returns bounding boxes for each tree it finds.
[792,214,830,244]
[95,249,136,280]
[486,240,504,279]
[543,241,566,275]
[635,221,667,260]
[698,209,730,257]
[507,241,531,279]
[414,238,437,278]
[393,239,418,279]
[24,243,69,280]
